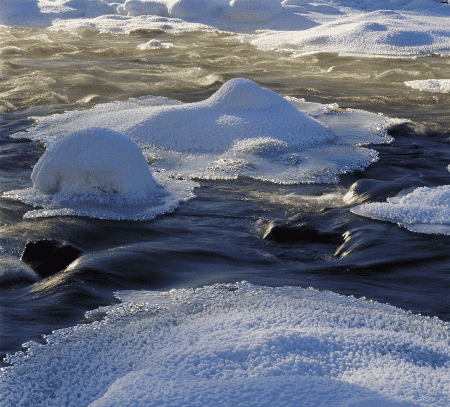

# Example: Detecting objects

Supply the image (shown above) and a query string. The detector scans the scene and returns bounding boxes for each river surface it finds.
[1,26,450,367]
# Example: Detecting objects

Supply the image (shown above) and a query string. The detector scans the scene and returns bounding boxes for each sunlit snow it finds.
[3,128,197,220]
[2,282,449,406]
[10,79,403,186]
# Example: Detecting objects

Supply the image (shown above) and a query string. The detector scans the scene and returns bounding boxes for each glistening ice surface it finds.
[1,282,449,406]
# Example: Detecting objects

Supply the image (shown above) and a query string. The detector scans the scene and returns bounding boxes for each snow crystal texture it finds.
[405,79,450,94]
[3,0,449,58]
[1,282,449,406]
[3,128,197,220]
[11,79,402,185]
[351,167,450,235]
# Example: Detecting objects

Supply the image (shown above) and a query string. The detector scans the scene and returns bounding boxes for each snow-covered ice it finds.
[351,166,450,235]
[3,128,197,220]
[10,79,404,186]
[2,0,449,58]
[405,79,450,94]
[1,282,449,406]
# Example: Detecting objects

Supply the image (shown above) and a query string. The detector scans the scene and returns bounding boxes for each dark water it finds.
[1,27,450,367]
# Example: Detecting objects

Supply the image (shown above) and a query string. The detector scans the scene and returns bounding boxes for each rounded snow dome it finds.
[4,128,197,220]
[205,78,286,110]
[31,127,163,201]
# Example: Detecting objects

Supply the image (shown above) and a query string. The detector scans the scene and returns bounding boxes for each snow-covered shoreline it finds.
[2,0,450,58]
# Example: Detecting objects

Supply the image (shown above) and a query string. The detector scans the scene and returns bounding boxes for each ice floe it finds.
[3,128,196,220]
[405,79,450,94]
[1,282,449,406]
[11,79,403,185]
[351,166,450,235]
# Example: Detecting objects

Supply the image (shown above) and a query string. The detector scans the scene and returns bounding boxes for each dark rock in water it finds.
[21,240,84,278]
[263,211,343,245]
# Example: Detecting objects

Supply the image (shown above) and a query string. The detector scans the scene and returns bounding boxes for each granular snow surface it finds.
[1,282,449,407]
[3,128,197,220]
[2,0,449,58]
[351,164,450,235]
[10,79,404,188]
[404,79,450,94]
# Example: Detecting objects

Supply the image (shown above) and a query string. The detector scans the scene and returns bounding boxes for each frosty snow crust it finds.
[10,78,400,188]
[352,183,450,236]
[2,0,449,58]
[351,164,450,235]
[4,128,197,221]
[2,282,449,406]
[404,79,450,94]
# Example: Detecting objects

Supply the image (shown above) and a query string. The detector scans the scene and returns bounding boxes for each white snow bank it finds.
[10,79,404,184]
[404,79,450,94]
[2,0,449,57]
[0,0,47,28]
[251,10,450,57]
[117,0,168,17]
[3,128,197,220]
[222,0,284,23]
[351,166,450,235]
[2,282,449,406]
[167,0,226,19]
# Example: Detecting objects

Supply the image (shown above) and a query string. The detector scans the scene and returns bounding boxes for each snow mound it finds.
[31,127,161,196]
[112,77,337,155]
[10,79,403,184]
[205,77,287,110]
[404,79,450,94]
[2,282,449,406]
[3,128,197,220]
[251,10,450,57]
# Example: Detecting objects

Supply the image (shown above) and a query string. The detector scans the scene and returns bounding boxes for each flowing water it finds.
[1,26,450,367]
